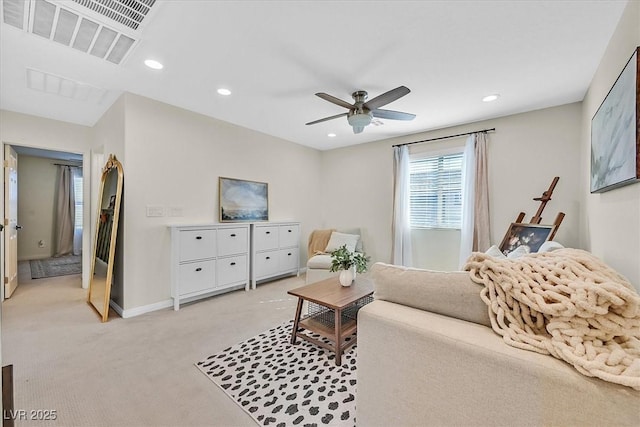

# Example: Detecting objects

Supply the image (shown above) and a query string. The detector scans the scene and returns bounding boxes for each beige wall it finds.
[321,103,583,270]
[119,94,323,310]
[580,0,640,291]
[16,156,57,260]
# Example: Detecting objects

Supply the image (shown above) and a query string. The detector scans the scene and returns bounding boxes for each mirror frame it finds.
[87,154,123,322]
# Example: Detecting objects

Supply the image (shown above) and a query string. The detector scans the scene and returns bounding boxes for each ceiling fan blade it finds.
[372,109,416,121]
[315,93,354,109]
[363,86,410,110]
[305,112,348,125]
[352,126,365,134]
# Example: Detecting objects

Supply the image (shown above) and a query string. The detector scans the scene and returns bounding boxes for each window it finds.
[409,151,463,229]
[72,170,83,228]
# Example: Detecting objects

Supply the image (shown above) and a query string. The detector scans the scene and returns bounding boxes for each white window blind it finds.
[73,172,83,228]
[409,152,463,229]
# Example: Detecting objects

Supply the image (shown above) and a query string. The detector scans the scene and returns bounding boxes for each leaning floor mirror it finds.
[88,154,123,322]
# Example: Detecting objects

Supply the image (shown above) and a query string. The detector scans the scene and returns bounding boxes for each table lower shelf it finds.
[294,313,357,353]
[299,315,357,338]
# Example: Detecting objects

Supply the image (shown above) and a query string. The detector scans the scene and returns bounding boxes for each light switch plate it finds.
[146,205,165,217]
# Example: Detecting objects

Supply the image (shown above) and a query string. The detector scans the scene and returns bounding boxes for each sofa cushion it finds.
[371,262,491,327]
[306,254,333,269]
[325,231,360,253]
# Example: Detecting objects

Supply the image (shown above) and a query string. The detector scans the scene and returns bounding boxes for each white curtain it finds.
[392,145,412,266]
[54,166,75,257]
[459,135,476,268]
[459,132,491,268]
[71,167,83,256]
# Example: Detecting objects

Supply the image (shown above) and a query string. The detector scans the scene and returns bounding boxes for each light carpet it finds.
[29,254,82,279]
[196,321,357,426]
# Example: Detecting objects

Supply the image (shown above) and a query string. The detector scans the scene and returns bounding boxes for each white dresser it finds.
[251,222,300,289]
[170,224,250,310]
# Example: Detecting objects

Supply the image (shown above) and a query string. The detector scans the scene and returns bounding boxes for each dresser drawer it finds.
[253,226,279,251]
[217,227,248,256]
[179,229,216,262]
[217,254,248,286]
[279,248,299,272]
[178,260,216,295]
[254,251,280,278]
[279,224,300,248]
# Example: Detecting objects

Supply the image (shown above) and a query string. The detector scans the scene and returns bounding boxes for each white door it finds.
[4,145,19,298]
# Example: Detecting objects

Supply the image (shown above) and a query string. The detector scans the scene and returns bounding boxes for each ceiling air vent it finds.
[71,0,156,31]
[2,0,26,29]
[1,0,149,65]
[26,68,108,103]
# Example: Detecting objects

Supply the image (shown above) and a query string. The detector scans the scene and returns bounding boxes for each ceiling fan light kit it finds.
[306,85,415,134]
[347,111,373,127]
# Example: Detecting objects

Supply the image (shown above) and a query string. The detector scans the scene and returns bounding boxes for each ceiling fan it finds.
[306,86,416,134]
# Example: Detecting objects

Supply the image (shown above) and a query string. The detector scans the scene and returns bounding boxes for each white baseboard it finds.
[109,299,173,319]
[109,300,124,317]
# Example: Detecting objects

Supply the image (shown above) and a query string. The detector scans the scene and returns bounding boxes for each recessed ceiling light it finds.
[482,94,500,102]
[217,88,231,96]
[144,59,163,70]
[327,133,336,138]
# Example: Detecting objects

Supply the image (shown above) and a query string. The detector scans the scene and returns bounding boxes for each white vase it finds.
[339,267,356,287]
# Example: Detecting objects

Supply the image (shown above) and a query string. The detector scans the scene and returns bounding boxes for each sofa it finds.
[356,262,640,427]
[305,228,364,284]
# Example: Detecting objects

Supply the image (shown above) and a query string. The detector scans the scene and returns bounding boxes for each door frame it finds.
[0,141,92,296]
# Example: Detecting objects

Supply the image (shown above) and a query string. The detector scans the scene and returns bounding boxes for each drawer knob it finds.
[266,231,271,234]
[266,256,271,260]
[288,252,292,256]
[195,267,202,272]
[230,233,236,237]
[230,262,236,266]
[196,236,202,240]
[288,229,292,232]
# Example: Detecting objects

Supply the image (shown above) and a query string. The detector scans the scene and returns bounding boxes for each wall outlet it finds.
[146,205,165,217]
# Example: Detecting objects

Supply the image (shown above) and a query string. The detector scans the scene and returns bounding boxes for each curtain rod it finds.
[53,162,82,166]
[392,127,496,148]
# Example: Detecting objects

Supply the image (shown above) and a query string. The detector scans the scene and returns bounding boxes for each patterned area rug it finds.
[30,255,82,279]
[196,321,357,426]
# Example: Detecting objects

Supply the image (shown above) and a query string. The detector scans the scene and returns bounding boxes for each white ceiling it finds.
[0,1,628,151]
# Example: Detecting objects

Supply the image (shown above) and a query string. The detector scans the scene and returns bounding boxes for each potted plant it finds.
[329,244,369,287]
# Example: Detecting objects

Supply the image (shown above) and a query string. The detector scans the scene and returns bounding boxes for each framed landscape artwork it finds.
[590,46,640,193]
[219,177,268,222]
[499,223,555,256]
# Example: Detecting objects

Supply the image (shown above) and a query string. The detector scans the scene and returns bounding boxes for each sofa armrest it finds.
[372,262,491,327]
[356,300,640,427]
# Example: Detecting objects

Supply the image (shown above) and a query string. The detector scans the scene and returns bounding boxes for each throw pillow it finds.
[485,245,506,259]
[507,245,530,259]
[538,240,564,252]
[325,231,360,253]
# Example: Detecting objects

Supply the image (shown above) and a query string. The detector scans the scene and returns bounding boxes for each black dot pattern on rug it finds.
[196,321,357,426]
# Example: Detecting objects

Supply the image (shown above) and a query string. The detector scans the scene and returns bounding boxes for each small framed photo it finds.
[219,177,269,222]
[499,223,555,256]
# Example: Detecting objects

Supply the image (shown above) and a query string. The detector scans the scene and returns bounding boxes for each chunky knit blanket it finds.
[464,248,640,390]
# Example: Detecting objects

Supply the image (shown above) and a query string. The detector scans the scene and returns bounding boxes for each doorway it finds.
[4,145,84,298]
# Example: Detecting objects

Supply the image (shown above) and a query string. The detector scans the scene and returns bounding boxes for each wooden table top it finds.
[288,276,374,310]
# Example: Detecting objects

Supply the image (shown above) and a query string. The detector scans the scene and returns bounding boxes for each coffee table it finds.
[288,276,374,365]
